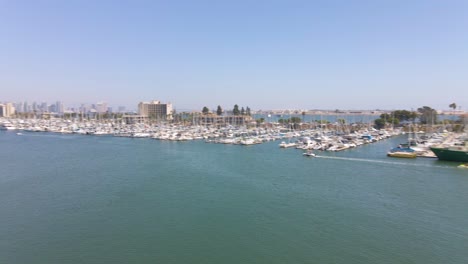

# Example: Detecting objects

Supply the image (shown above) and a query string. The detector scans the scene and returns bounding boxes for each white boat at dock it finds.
[279,141,297,148]
[0,122,17,130]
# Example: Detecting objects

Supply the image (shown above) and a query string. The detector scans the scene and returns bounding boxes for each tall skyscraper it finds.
[15,102,23,113]
[41,102,48,112]
[23,101,29,113]
[55,101,64,114]
[49,104,56,113]
[95,102,108,113]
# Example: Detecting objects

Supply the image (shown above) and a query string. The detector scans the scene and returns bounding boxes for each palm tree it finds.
[449,103,457,111]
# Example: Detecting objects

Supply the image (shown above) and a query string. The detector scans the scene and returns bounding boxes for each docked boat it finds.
[387,151,417,158]
[279,141,297,148]
[0,122,17,130]
[430,142,468,162]
[387,146,417,158]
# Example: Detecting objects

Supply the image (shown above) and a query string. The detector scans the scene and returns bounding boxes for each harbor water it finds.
[1,131,467,263]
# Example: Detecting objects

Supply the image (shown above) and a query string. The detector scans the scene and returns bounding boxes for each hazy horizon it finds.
[1,0,467,111]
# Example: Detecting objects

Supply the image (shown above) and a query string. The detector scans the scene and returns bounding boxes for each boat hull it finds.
[430,147,468,162]
[387,152,417,158]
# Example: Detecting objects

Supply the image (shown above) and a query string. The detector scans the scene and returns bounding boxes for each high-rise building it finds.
[79,104,88,114]
[0,103,15,117]
[49,104,56,113]
[15,102,23,113]
[55,101,64,114]
[5,103,14,117]
[138,100,173,120]
[95,102,108,113]
[23,101,29,113]
[41,102,48,112]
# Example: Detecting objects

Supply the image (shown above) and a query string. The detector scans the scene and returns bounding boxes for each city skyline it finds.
[1,1,467,110]
[2,98,466,115]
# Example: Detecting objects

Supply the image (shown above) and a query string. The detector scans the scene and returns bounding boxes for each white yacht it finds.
[0,122,17,130]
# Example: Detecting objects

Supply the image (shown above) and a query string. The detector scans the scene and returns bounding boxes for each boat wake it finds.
[315,155,452,169]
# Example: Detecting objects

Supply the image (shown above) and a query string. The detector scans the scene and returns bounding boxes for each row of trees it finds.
[278,117,303,129]
[374,106,439,129]
[201,105,252,116]
[278,117,302,124]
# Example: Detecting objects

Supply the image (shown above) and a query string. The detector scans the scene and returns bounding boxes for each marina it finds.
[1,116,465,161]
[1,117,400,150]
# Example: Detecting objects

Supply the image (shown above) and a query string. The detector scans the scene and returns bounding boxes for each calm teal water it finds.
[1,131,467,264]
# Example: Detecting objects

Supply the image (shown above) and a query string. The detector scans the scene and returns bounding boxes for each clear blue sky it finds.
[1,0,467,111]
